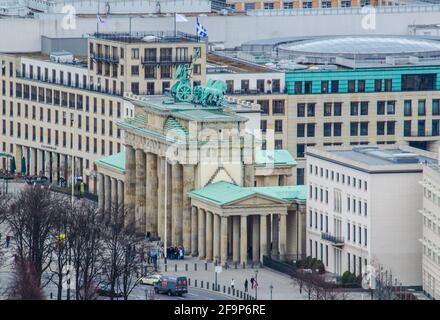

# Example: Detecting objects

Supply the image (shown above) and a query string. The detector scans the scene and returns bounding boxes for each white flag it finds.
[175,13,188,22]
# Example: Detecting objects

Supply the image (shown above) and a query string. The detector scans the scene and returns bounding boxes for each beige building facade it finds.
[420,163,440,299]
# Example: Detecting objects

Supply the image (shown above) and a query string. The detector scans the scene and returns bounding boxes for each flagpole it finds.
[174,12,177,38]
[96,0,100,34]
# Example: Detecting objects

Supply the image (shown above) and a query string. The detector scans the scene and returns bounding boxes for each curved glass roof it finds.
[279,36,440,55]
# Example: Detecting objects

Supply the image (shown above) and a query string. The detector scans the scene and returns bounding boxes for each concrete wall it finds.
[370,172,423,286]
[41,36,88,56]
[2,9,440,52]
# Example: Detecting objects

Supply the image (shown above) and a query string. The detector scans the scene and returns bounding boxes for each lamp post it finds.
[254,269,259,300]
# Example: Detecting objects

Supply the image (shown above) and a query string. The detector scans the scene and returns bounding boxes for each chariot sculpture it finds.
[170,64,227,107]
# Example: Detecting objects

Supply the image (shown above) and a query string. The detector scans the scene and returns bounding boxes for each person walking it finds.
[244,279,248,292]
[6,235,10,248]
[230,278,235,290]
[250,277,255,289]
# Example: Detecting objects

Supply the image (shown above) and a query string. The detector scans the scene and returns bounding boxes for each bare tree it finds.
[4,186,61,288]
[102,203,141,300]
[47,201,72,300]
[69,200,105,300]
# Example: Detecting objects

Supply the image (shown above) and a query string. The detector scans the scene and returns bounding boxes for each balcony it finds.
[90,53,120,64]
[141,56,193,66]
[321,232,344,247]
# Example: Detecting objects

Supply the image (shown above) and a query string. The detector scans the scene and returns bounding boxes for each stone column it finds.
[243,164,255,187]
[191,206,198,256]
[220,216,228,266]
[97,173,104,211]
[213,213,220,263]
[260,215,267,262]
[182,165,195,254]
[157,156,165,241]
[252,215,260,263]
[104,175,111,213]
[205,211,213,261]
[37,149,44,176]
[135,149,146,232]
[166,161,172,245]
[272,214,279,256]
[279,214,287,261]
[14,145,23,174]
[29,148,36,176]
[227,217,233,257]
[171,163,183,246]
[232,216,240,264]
[124,145,136,227]
[111,177,118,209]
[117,180,124,211]
[267,215,271,254]
[198,208,206,259]
[146,152,158,237]
[240,215,248,267]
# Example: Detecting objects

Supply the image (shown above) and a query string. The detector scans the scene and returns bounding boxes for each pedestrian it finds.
[231,278,235,290]
[250,277,255,289]
[244,279,248,292]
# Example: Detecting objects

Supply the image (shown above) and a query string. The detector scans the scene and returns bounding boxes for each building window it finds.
[331,80,339,93]
[321,81,329,93]
[297,124,305,137]
[275,120,283,133]
[418,100,426,116]
[324,123,331,137]
[348,80,355,93]
[377,101,385,115]
[307,103,315,117]
[377,121,385,135]
[302,81,312,94]
[374,79,382,92]
[334,123,342,136]
[297,144,305,158]
[350,102,359,116]
[273,100,285,114]
[307,123,315,137]
[350,122,358,136]
[297,103,305,117]
[404,100,412,116]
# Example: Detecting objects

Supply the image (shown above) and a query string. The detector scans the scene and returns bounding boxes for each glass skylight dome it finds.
[278,36,440,60]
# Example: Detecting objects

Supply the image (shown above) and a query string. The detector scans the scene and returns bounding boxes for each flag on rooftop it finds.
[96,14,105,24]
[196,18,208,38]
[175,13,188,22]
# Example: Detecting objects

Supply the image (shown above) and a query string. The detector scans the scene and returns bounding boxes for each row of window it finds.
[225,79,282,95]
[0,121,120,155]
[424,186,440,207]
[291,74,437,94]
[309,165,368,191]
[296,99,440,117]
[346,222,368,246]
[254,0,369,11]
[422,241,440,267]
[1,112,120,137]
[1,81,122,117]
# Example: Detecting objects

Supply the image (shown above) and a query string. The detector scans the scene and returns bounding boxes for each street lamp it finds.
[269,284,273,300]
[254,269,259,300]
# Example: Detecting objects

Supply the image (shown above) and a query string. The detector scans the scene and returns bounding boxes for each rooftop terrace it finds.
[92,31,203,44]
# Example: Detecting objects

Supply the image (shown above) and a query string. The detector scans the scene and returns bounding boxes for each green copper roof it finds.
[164,116,189,136]
[125,95,248,122]
[255,150,297,166]
[188,180,306,206]
[95,152,126,173]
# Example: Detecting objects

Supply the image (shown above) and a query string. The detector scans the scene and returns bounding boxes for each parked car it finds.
[154,275,188,296]
[139,273,162,286]
[97,283,124,298]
